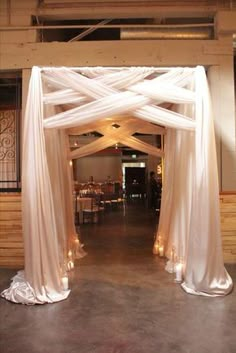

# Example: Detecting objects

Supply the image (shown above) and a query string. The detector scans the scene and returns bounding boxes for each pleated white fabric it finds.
[182,68,232,295]
[158,67,233,296]
[1,66,233,304]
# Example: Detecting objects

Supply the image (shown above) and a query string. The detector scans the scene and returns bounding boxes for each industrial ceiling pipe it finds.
[120,26,214,40]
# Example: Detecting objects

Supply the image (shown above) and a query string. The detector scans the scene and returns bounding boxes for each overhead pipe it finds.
[120,26,214,40]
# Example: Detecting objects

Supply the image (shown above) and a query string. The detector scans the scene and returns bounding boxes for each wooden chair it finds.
[100,193,112,211]
[82,197,100,224]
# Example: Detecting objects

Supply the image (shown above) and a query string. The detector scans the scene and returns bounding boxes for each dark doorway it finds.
[125,167,146,201]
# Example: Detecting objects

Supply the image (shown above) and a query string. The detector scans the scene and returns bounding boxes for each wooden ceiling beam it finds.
[37,2,218,20]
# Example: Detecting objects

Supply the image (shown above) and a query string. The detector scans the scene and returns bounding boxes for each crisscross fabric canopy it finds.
[1,66,233,305]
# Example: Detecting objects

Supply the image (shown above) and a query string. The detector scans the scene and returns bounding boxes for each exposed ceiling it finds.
[32,16,215,42]
[37,0,236,20]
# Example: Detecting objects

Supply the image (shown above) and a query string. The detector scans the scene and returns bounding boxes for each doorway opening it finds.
[122,163,146,202]
[122,161,146,198]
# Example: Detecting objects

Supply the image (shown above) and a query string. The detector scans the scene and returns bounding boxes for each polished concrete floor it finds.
[0,201,236,353]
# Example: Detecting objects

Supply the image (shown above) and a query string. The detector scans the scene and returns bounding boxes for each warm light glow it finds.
[68,260,74,270]
[68,250,73,259]
[170,247,175,263]
[61,276,69,291]
[153,243,159,255]
[159,246,164,257]
[69,160,73,167]
[175,263,183,283]
[157,164,162,175]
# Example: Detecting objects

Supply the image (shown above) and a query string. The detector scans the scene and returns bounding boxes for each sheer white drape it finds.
[1,66,232,304]
[2,68,70,303]
[158,67,232,295]
[182,68,232,295]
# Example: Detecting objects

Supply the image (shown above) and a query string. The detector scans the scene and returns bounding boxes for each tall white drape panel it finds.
[182,69,232,295]
[1,66,233,304]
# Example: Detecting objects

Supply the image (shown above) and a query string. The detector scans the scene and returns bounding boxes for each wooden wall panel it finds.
[0,193,24,268]
[220,193,236,263]
[0,193,236,268]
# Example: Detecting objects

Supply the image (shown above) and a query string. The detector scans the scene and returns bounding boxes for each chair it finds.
[100,193,112,211]
[82,197,100,224]
[73,192,80,225]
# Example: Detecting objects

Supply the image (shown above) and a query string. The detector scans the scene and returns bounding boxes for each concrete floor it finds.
[0,201,236,353]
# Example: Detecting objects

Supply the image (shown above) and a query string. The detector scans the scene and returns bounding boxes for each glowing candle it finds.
[175,263,183,282]
[61,276,69,290]
[68,260,74,270]
[153,243,159,255]
[171,248,175,263]
[75,240,81,258]
[159,246,164,257]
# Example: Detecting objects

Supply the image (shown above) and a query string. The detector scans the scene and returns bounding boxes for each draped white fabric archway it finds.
[1,66,233,304]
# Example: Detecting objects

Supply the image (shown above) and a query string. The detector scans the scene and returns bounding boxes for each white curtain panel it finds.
[182,68,232,295]
[1,66,233,304]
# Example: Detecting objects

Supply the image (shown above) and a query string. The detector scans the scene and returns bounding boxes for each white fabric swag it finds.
[1,66,233,304]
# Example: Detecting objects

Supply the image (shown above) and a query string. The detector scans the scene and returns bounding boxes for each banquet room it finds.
[1,2,236,353]
[71,130,162,224]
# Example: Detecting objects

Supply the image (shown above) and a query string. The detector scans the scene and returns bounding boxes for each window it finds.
[0,73,21,192]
